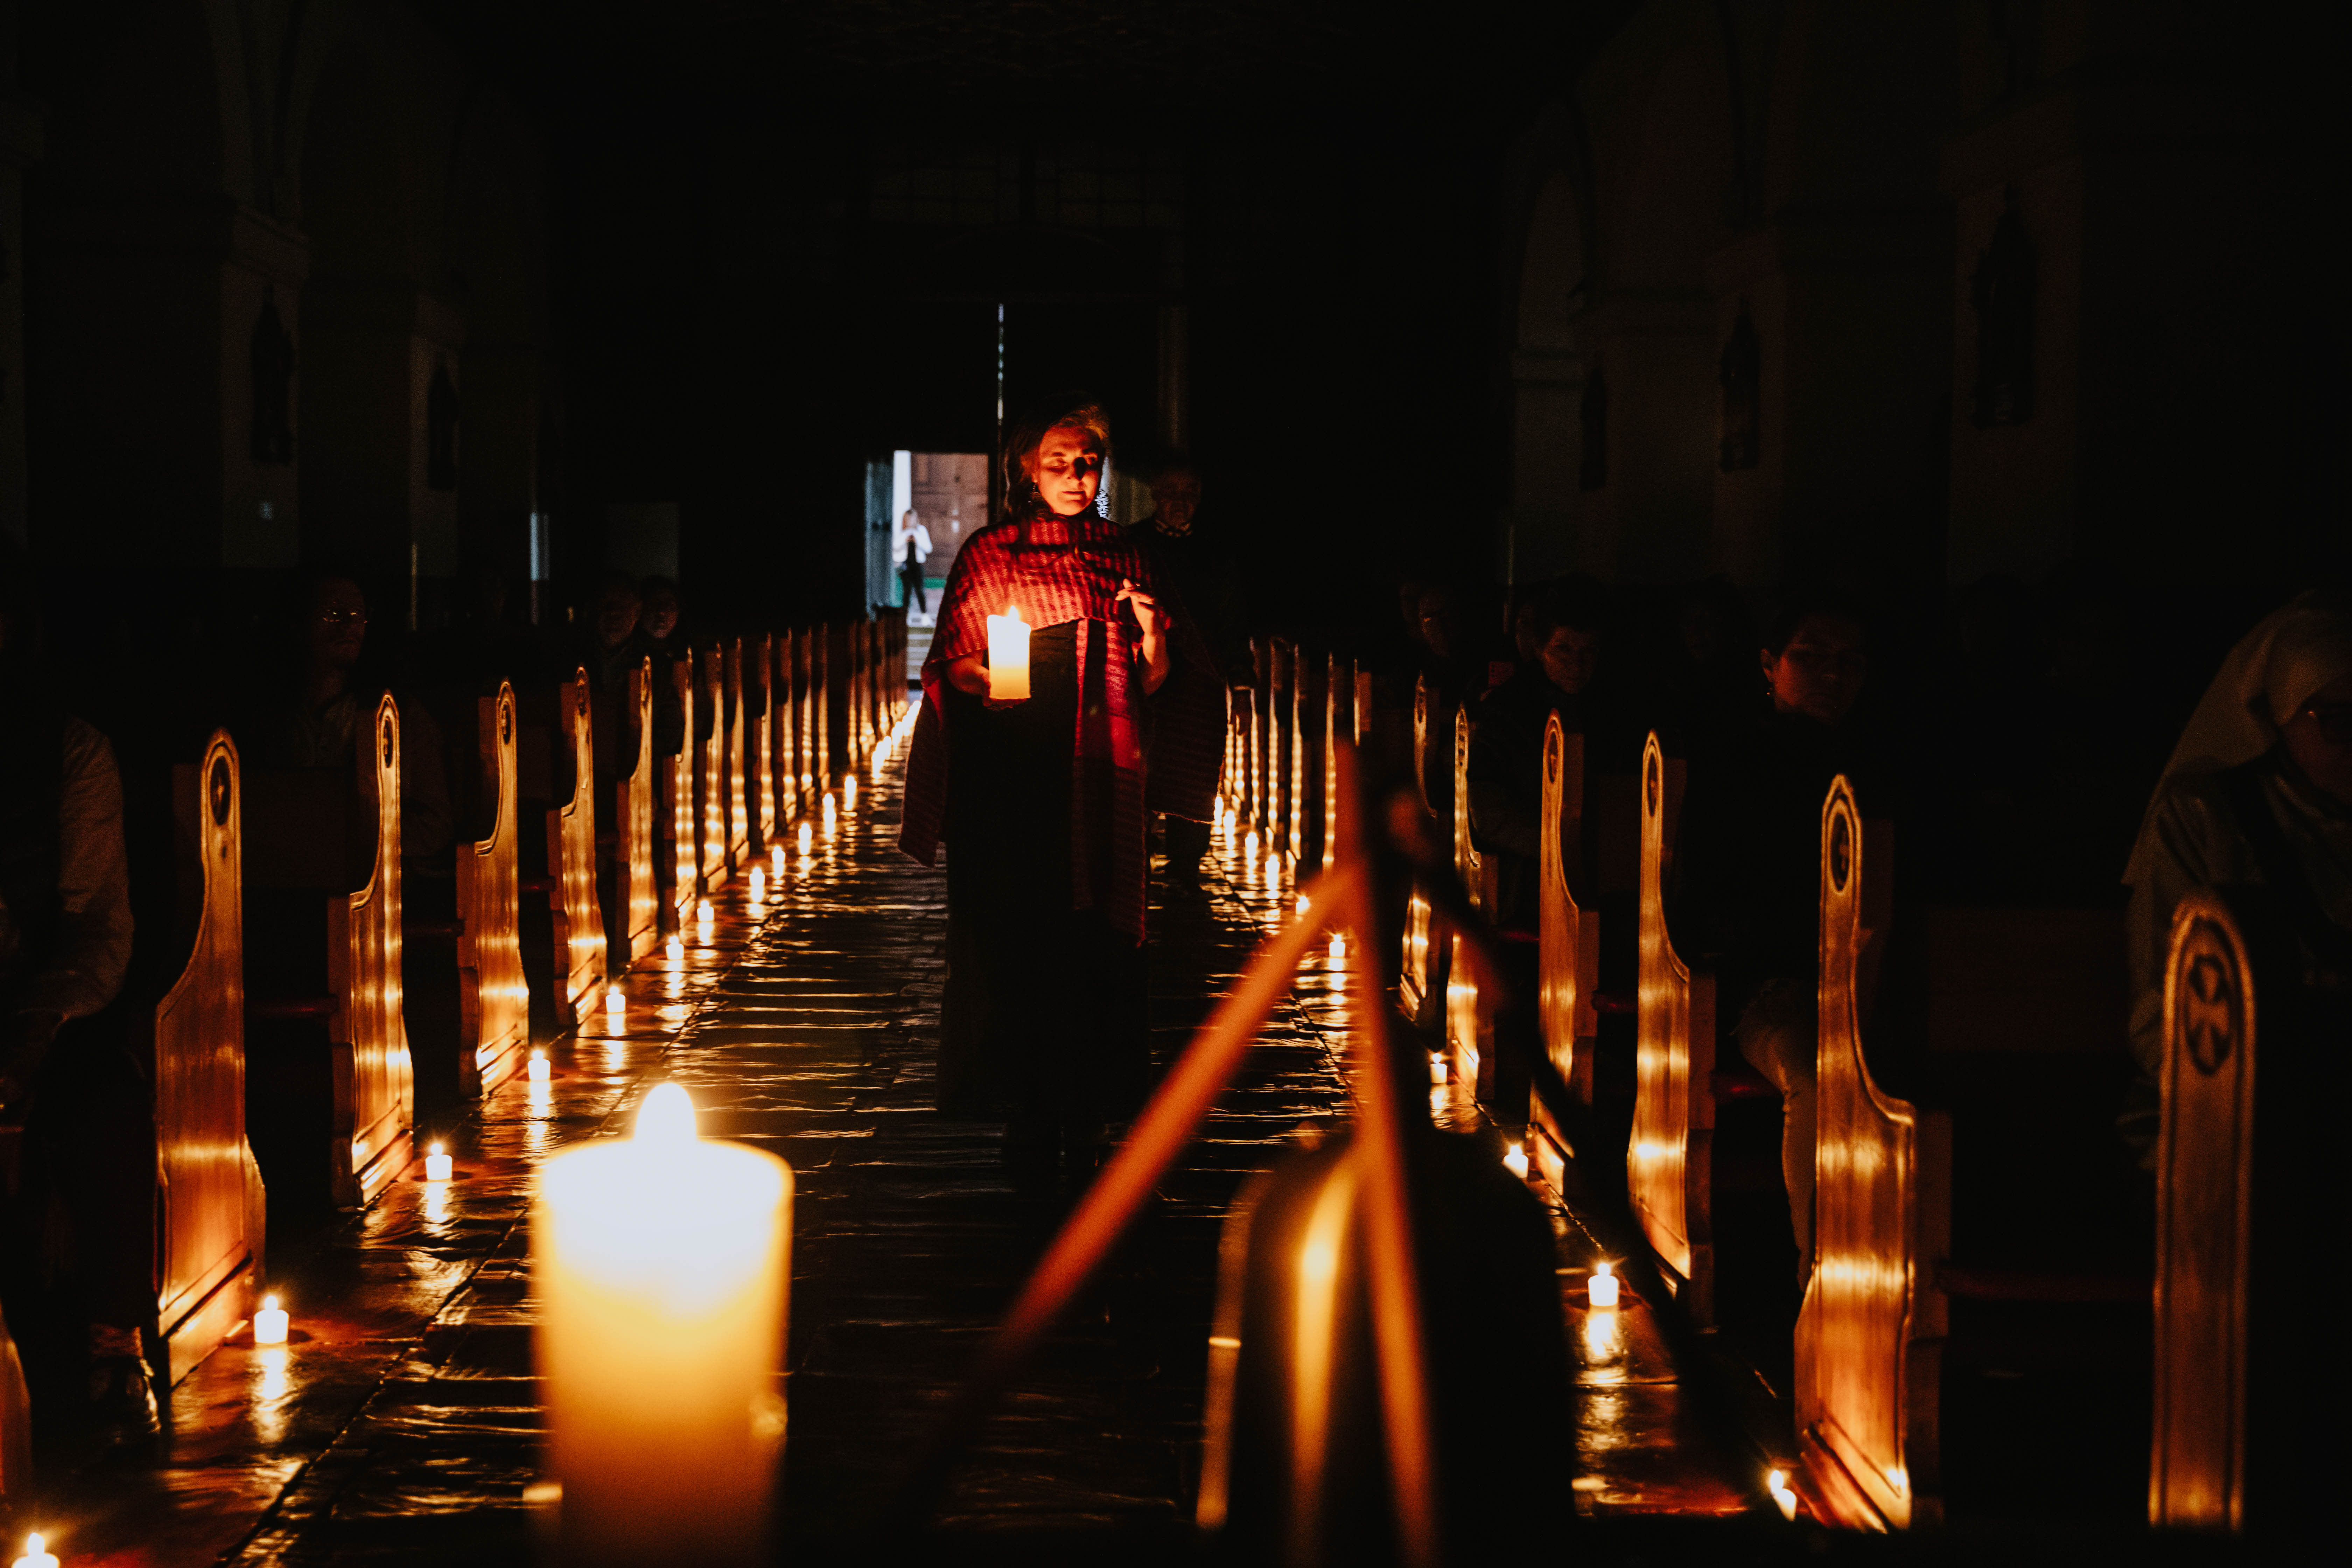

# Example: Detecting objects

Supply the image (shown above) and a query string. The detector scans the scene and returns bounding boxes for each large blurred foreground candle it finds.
[535,1083,792,1566]
[987,607,1030,701]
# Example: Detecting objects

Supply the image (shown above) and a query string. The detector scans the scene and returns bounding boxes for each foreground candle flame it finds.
[536,1077,791,1560]
[13,1532,57,1568]
[636,1080,696,1142]
[425,1143,453,1182]
[528,1051,552,1084]
[1769,1468,1799,1520]
[1503,1141,1529,1179]
[1589,1261,1619,1308]
[254,1295,289,1346]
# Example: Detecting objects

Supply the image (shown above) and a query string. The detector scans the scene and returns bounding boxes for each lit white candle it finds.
[666,936,686,961]
[536,1084,792,1566]
[604,987,625,1016]
[11,1533,57,1568]
[696,899,714,922]
[986,607,1030,701]
[843,774,858,811]
[254,1295,289,1345]
[770,846,785,878]
[1769,1468,1799,1520]
[748,867,766,900]
[1429,1054,1448,1085]
[1588,1261,1619,1309]
[797,821,813,854]
[1503,1142,1529,1179]
[425,1143,454,1182]
[528,1051,552,1084]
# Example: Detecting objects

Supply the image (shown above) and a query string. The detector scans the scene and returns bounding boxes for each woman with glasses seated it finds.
[2124,592,2352,1087]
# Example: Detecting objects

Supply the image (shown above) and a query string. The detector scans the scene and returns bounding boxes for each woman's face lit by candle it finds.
[1026,425,1104,517]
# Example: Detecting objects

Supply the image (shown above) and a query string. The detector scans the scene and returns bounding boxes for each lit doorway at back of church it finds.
[887,451,988,681]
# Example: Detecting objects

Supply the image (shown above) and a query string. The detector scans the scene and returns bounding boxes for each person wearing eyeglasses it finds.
[2123,591,2352,1100]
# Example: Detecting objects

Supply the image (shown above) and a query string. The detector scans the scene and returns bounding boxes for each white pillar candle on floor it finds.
[12,1533,58,1568]
[425,1143,454,1182]
[528,1051,552,1084]
[1588,1261,1619,1308]
[536,1084,792,1567]
[986,607,1030,701]
[253,1295,289,1345]
[1503,1142,1529,1179]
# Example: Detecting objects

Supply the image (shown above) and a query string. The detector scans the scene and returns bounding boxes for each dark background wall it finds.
[0,1,2340,672]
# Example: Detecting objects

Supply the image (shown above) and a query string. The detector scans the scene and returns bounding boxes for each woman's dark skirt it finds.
[939,621,1147,1123]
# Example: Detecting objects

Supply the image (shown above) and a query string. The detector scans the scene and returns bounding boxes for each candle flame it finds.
[1005,604,1023,623]
[1769,1468,1785,1490]
[636,1082,697,1144]
[25,1536,42,1556]
[1595,1261,1612,1278]
[264,1295,280,1311]
[430,1142,445,1157]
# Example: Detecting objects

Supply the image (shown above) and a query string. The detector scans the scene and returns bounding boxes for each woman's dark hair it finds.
[1000,395,1112,523]
[1763,587,1872,658]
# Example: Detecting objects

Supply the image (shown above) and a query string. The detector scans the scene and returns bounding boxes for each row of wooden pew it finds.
[1224,642,2290,1535]
[14,614,907,1439]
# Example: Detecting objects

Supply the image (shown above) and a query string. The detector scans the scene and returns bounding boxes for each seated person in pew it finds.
[639,576,689,758]
[1467,576,1633,930]
[0,575,155,1443]
[2123,590,2352,1138]
[581,570,658,707]
[1676,590,1892,1288]
[244,573,454,863]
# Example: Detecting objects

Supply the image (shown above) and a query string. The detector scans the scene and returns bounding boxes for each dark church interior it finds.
[0,1,2342,1563]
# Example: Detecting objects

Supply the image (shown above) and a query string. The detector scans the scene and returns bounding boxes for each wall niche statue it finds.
[1579,363,1609,491]
[250,287,296,464]
[1970,186,2037,427]
[1718,300,1760,471]
[427,358,460,490]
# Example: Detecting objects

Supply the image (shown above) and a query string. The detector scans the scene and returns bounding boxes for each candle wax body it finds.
[986,614,1031,701]
[536,1137,792,1567]
[425,1152,454,1181]
[1588,1272,1619,1308]
[253,1307,288,1345]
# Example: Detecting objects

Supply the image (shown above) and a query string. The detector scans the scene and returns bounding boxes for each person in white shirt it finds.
[897,508,933,616]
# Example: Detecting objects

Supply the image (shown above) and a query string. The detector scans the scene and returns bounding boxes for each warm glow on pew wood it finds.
[550,670,610,1028]
[1629,733,1713,1323]
[458,684,532,1094]
[1793,776,1948,1531]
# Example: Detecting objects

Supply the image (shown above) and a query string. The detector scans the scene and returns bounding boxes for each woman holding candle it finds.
[900,398,1223,1181]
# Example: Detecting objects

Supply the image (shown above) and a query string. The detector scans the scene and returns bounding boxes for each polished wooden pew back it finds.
[1795,776,1948,1531]
[614,657,660,963]
[155,731,267,1384]
[1630,732,1709,1316]
[1530,717,1600,1185]
[457,684,531,1094]
[548,670,608,1027]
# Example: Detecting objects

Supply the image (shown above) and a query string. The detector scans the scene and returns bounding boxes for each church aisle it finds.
[33,726,1755,1567]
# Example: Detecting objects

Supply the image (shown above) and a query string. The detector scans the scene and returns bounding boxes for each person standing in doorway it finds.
[899,400,1223,1184]
[897,507,933,619]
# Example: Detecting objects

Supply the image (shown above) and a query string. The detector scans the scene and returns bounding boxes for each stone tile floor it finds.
[25,730,1756,1566]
